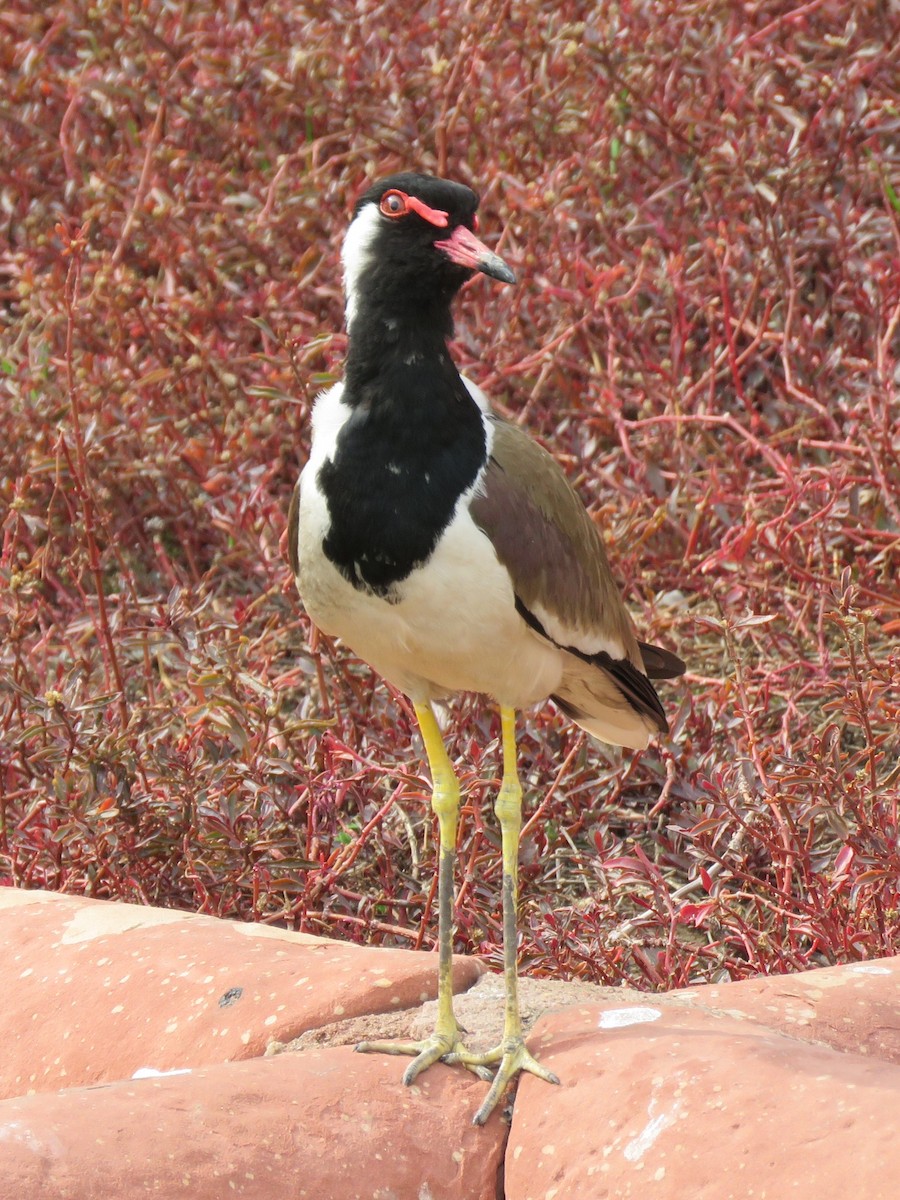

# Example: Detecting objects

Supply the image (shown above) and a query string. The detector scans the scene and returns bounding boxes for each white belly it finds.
[296,479,562,707]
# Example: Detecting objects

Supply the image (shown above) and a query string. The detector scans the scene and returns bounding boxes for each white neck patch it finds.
[341,202,381,329]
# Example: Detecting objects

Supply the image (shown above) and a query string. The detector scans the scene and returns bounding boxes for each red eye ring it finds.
[380,189,409,218]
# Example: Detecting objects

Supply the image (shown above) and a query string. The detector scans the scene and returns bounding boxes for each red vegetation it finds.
[1,1,898,986]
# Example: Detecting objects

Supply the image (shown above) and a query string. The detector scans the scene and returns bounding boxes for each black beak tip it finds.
[480,256,516,286]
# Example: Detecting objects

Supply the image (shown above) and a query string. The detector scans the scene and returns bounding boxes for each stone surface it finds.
[0,1045,505,1199]
[0,888,481,1100]
[1,888,897,1200]
[506,998,900,1200]
[671,955,900,1062]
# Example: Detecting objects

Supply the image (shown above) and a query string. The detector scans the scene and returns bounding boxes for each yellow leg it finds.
[356,702,490,1083]
[447,706,560,1124]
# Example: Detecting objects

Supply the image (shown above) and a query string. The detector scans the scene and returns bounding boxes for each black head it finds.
[342,172,514,330]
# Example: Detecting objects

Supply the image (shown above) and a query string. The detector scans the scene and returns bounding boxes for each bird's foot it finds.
[446,1036,560,1125]
[355,1030,494,1085]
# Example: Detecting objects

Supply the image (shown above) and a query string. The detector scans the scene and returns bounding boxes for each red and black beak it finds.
[434,225,516,285]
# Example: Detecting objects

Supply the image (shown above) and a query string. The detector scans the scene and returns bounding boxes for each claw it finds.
[356,1032,495,1084]
[447,1037,560,1125]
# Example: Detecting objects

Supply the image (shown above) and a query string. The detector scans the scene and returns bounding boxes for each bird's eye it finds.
[380,190,409,218]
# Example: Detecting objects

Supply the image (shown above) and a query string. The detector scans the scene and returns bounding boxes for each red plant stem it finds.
[109,99,167,270]
[624,410,794,484]
[723,621,795,896]
[840,615,879,798]
[520,737,584,842]
[743,0,831,46]
[62,239,129,730]
[414,870,439,953]
[303,910,418,943]
[58,89,81,181]
[312,782,403,895]
[716,231,750,420]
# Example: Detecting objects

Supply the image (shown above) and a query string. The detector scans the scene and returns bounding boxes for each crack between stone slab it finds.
[264,965,489,1058]
[267,971,614,1200]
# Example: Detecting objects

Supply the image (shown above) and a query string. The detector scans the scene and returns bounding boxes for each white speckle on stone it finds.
[334,1005,345,1016]
[264,1015,277,1026]
[111,1004,124,1015]
[0,1119,64,1157]
[131,1067,192,1079]
[624,1096,681,1163]
[165,1021,178,1034]
[372,978,393,989]
[599,1007,663,1029]
[19,968,33,979]
[542,1144,556,1156]
[849,964,891,975]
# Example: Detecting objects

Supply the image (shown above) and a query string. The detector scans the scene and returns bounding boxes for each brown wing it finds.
[469,418,640,665]
[470,418,683,739]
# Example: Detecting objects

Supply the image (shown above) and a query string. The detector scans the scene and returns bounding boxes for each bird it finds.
[287,171,684,1125]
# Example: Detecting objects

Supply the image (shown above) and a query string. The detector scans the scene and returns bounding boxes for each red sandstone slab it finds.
[0,1044,504,1199]
[0,888,481,1100]
[507,1000,900,1200]
[673,955,900,1062]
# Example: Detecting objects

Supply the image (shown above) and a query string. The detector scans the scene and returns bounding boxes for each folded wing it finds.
[470,419,684,748]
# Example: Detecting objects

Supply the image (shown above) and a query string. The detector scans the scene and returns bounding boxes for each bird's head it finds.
[341,172,515,331]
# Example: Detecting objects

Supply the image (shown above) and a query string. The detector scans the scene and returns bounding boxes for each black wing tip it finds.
[514,596,678,728]
[550,690,669,738]
[638,641,686,680]
[594,652,669,728]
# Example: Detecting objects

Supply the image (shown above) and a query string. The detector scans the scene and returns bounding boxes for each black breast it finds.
[318,364,486,596]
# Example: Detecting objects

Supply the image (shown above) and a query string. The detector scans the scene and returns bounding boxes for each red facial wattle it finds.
[379,189,449,227]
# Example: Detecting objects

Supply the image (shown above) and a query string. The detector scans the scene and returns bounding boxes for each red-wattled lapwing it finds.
[288,172,684,1125]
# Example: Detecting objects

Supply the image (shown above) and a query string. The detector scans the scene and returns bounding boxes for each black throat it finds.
[317,293,487,597]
